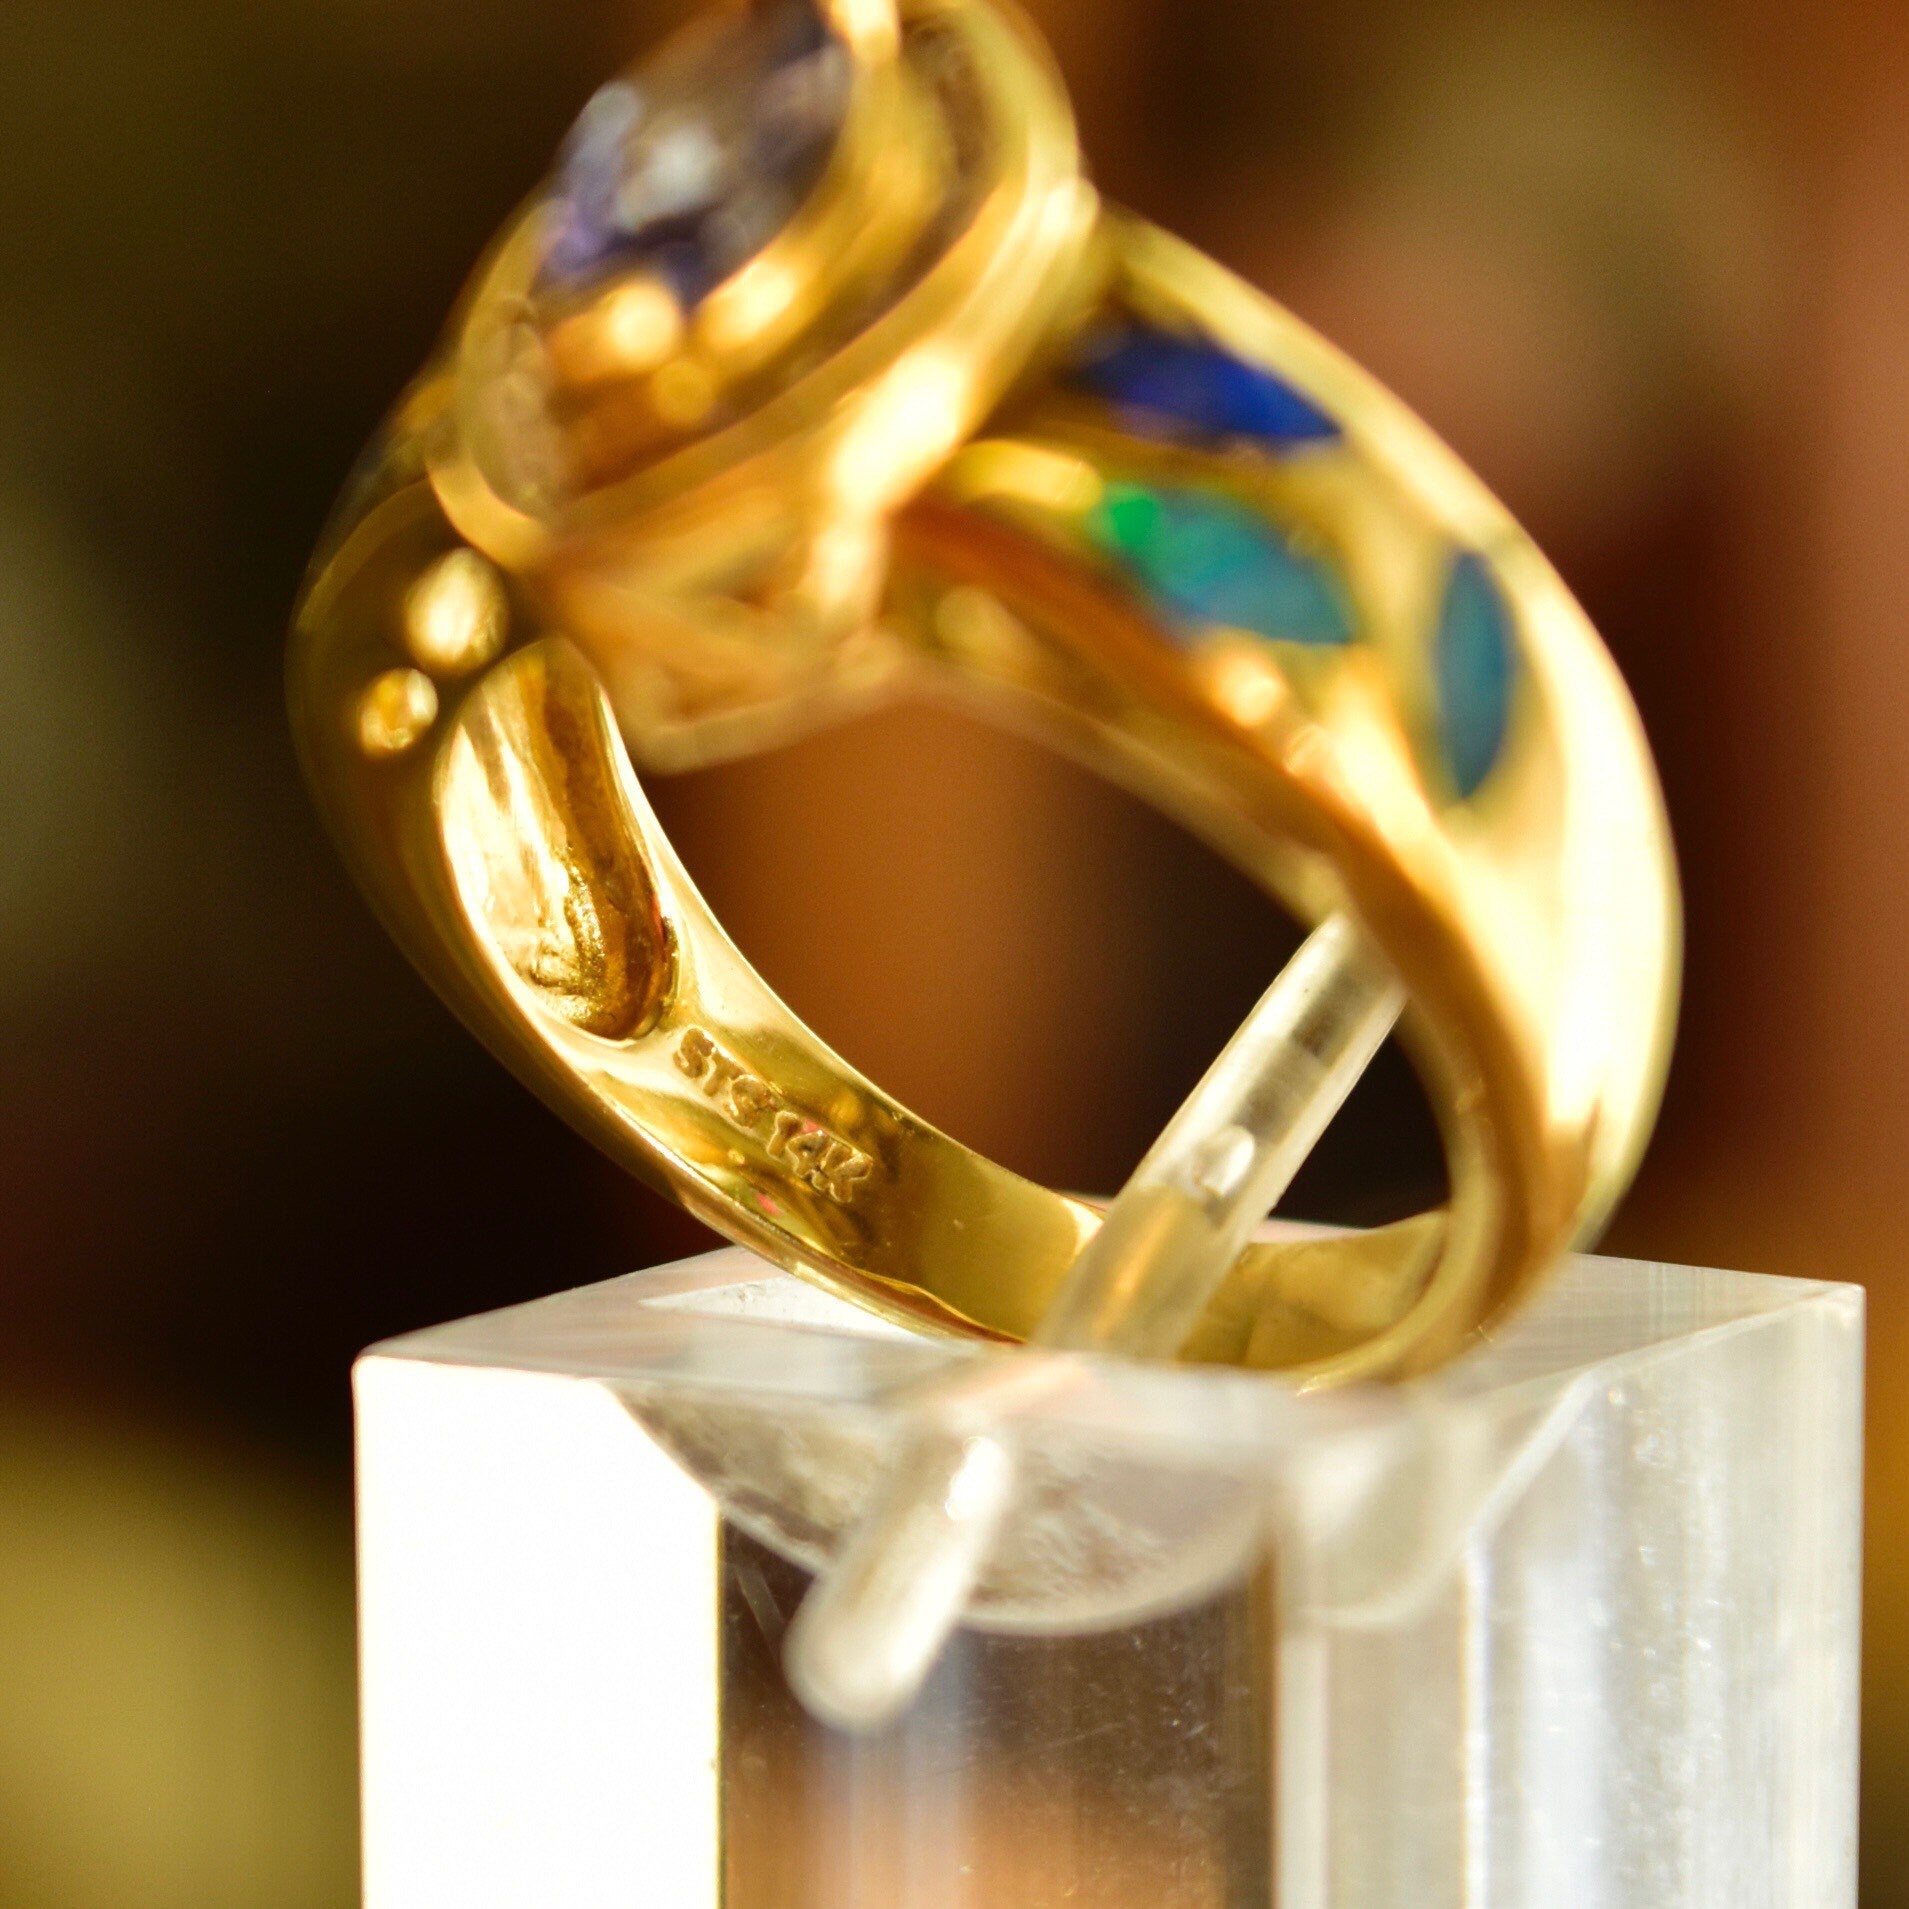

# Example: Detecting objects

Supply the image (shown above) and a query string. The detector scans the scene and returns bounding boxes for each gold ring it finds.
[289,0,1680,1382]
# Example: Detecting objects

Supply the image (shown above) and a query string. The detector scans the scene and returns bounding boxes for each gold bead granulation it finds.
[404,548,509,677]
[357,667,439,758]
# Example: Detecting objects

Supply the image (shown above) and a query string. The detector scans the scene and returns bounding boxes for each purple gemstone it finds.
[542,0,850,307]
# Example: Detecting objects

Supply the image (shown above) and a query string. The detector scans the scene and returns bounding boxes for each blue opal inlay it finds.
[1070,322,1340,448]
[1433,552,1517,797]
[1088,483,1354,647]
[543,0,849,306]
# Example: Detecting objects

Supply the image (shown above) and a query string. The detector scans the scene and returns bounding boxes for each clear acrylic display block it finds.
[355,1243,1862,1909]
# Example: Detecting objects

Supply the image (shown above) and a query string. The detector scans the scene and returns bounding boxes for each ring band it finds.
[290,0,1679,1382]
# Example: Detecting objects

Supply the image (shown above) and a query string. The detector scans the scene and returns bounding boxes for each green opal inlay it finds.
[1087,483,1354,648]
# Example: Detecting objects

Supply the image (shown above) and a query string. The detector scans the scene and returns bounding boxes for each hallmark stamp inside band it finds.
[674,1025,875,1204]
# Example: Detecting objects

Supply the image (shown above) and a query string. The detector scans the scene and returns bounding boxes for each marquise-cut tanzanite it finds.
[542,0,851,307]
[1088,482,1354,647]
[1070,322,1340,448]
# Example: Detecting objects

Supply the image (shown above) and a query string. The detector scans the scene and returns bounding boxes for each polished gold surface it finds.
[290,0,1680,1381]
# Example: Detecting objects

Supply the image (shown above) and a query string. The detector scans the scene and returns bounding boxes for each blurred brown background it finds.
[0,0,1903,1900]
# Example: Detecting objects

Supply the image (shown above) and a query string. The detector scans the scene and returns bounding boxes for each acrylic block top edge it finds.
[361,1239,1862,1446]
